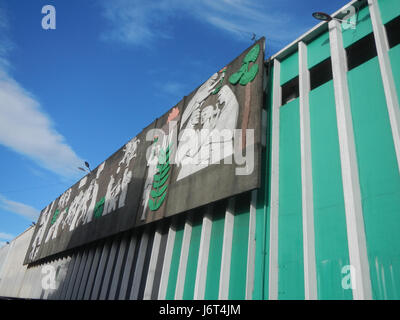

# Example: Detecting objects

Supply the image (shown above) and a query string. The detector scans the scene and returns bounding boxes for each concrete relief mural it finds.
[175,81,239,181]
[25,39,264,264]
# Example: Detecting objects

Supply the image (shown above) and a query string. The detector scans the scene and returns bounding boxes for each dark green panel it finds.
[229,193,250,300]
[278,99,304,300]
[309,80,353,300]
[182,216,203,300]
[165,223,184,299]
[347,57,400,300]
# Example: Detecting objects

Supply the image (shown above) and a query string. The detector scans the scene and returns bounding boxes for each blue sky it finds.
[0,0,350,246]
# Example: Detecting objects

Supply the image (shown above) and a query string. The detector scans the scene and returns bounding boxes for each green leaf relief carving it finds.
[229,43,260,86]
[148,143,172,211]
[51,209,60,225]
[93,197,105,219]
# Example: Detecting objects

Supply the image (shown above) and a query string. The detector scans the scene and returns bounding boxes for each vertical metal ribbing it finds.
[99,237,120,300]
[329,19,372,300]
[53,255,72,300]
[118,233,138,300]
[129,227,151,300]
[158,221,177,300]
[71,249,89,300]
[90,240,112,300]
[194,205,213,300]
[299,41,318,300]
[218,198,235,300]
[108,234,129,300]
[77,247,95,299]
[65,251,83,300]
[245,190,257,300]
[174,214,193,300]
[368,0,400,173]
[83,244,103,300]
[52,256,70,300]
[143,224,163,300]
[268,59,281,300]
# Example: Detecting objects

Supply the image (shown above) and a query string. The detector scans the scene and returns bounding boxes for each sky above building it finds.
[0,0,350,246]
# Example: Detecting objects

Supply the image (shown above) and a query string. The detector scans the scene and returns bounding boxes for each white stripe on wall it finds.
[299,41,318,300]
[268,59,281,300]
[143,224,163,300]
[194,205,213,300]
[158,222,177,300]
[174,215,193,300]
[368,0,400,173]
[245,190,257,300]
[329,19,372,300]
[218,198,235,300]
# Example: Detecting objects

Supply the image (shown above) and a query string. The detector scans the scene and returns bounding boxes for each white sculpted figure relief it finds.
[103,175,121,215]
[118,167,132,209]
[140,139,161,220]
[83,161,105,224]
[103,137,137,216]
[117,137,140,173]
[176,84,239,181]
[29,201,55,260]
[44,188,71,243]
[140,110,179,219]
[61,162,106,232]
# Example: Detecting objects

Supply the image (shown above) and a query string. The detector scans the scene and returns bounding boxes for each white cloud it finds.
[0,73,84,177]
[0,6,84,179]
[0,232,14,241]
[99,0,301,48]
[0,194,40,220]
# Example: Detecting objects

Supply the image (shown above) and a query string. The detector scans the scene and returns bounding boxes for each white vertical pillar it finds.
[218,198,235,300]
[245,190,257,300]
[174,215,193,300]
[329,19,372,300]
[268,59,281,300]
[299,41,318,300]
[194,206,213,300]
[143,225,163,300]
[158,223,177,300]
[368,0,400,173]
